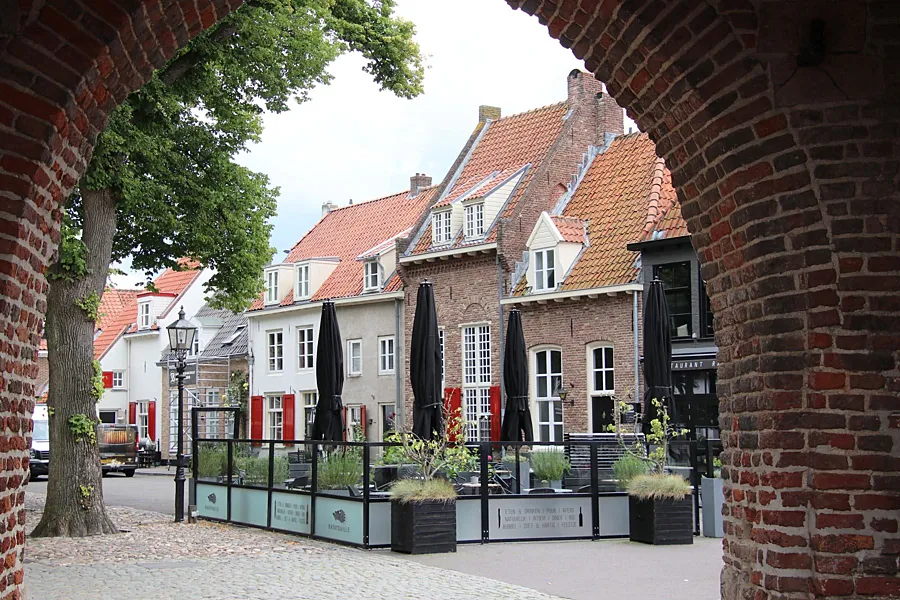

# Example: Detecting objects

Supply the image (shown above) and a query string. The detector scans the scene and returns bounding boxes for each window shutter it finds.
[342,406,348,442]
[128,401,137,425]
[282,394,295,446]
[102,371,114,388]
[147,400,156,441]
[250,395,263,445]
[444,387,462,442]
[359,405,367,441]
[489,386,502,442]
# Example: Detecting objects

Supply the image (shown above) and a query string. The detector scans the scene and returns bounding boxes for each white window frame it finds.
[363,260,380,291]
[462,324,491,441]
[347,405,363,441]
[296,263,310,299]
[533,248,556,291]
[347,339,362,376]
[267,330,284,373]
[138,301,151,329]
[432,210,452,244]
[188,334,200,357]
[533,346,564,442]
[438,327,445,389]
[205,389,220,438]
[378,336,395,374]
[464,202,484,239]
[589,343,615,395]
[265,269,279,304]
[112,371,125,389]
[137,400,150,440]
[266,393,283,440]
[297,326,314,371]
[301,391,317,439]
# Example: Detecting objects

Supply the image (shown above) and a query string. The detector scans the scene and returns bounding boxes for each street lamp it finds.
[167,306,196,523]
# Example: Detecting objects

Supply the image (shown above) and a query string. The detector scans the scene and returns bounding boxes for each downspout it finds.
[394,298,403,429]
[497,254,505,402]
[633,289,640,404]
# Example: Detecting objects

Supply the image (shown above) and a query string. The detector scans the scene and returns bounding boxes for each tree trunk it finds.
[32,189,119,537]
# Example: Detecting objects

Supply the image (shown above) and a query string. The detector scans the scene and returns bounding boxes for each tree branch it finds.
[159,21,240,87]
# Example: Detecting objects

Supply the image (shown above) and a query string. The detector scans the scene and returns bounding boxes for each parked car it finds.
[29,405,50,479]
[99,424,138,477]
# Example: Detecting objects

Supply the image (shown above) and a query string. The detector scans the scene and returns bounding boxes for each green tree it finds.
[33,0,423,537]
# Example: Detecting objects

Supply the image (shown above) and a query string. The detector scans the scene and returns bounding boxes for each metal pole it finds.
[174,352,186,523]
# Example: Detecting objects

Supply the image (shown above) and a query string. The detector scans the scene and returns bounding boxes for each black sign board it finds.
[168,368,197,386]
[671,358,717,371]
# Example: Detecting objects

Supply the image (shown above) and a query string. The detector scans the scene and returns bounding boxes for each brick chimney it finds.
[479,105,501,122]
[566,69,624,138]
[409,173,432,197]
[322,201,338,217]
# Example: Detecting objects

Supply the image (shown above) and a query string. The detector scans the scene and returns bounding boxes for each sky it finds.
[114,0,635,285]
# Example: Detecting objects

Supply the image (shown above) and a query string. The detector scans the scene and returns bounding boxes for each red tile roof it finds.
[550,216,587,243]
[411,103,568,254]
[94,288,141,359]
[250,187,437,310]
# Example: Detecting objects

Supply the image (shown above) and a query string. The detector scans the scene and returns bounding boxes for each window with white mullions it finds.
[591,345,615,394]
[535,348,563,442]
[302,391,317,439]
[462,324,491,441]
[205,389,220,438]
[379,336,395,374]
[297,326,314,370]
[364,260,380,290]
[533,248,556,291]
[296,264,310,299]
[432,211,452,244]
[267,331,283,372]
[438,327,445,388]
[267,394,283,440]
[137,400,149,440]
[347,339,362,376]
[464,202,484,238]
[112,371,124,389]
[139,302,151,329]
[265,270,279,304]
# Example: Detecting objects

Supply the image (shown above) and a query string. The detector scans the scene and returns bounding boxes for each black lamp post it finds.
[166,306,197,523]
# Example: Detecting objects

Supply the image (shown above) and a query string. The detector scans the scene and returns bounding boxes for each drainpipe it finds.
[394,298,404,429]
[497,254,505,401]
[633,289,640,404]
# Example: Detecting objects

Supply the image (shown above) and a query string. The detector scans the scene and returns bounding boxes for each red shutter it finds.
[128,401,137,425]
[359,405,367,441]
[444,387,462,442]
[282,394,295,446]
[102,371,114,388]
[147,400,156,441]
[250,395,263,445]
[342,406,348,442]
[489,386,502,442]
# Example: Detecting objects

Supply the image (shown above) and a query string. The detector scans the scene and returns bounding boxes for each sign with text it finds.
[271,492,311,535]
[168,368,197,386]
[314,496,363,545]
[196,483,228,520]
[488,496,592,540]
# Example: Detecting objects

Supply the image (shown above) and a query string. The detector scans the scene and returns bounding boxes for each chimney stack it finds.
[409,173,432,197]
[478,105,501,123]
[322,201,338,217]
[566,69,624,138]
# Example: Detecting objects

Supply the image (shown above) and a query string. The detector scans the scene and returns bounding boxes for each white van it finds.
[30,404,50,479]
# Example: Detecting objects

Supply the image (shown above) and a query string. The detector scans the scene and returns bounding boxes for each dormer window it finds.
[464,202,484,239]
[432,210,452,244]
[534,248,556,291]
[296,263,310,299]
[138,301,151,329]
[265,270,279,304]
[364,260,380,291]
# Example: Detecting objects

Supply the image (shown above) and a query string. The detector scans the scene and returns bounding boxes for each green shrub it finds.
[235,454,288,486]
[626,474,691,500]
[317,450,363,490]
[612,454,649,489]
[390,478,457,504]
[377,432,405,465]
[197,443,227,480]
[530,449,570,482]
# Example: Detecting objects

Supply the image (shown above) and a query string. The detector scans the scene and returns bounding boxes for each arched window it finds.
[533,347,563,442]
[587,343,615,433]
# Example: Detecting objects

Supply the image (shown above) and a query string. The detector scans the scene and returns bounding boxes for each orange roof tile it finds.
[94,288,141,359]
[410,103,567,255]
[550,216,587,243]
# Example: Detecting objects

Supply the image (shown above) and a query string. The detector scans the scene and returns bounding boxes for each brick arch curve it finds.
[0,2,897,599]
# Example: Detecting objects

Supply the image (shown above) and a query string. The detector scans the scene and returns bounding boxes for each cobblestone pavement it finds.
[25,493,565,600]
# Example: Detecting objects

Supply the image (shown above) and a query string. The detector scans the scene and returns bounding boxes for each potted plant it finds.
[389,408,464,554]
[317,449,363,494]
[501,448,531,492]
[374,431,415,489]
[701,456,724,537]
[611,453,648,491]
[529,448,570,489]
[626,398,693,545]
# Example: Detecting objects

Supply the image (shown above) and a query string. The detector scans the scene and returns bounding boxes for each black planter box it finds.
[628,495,693,545]
[391,499,457,554]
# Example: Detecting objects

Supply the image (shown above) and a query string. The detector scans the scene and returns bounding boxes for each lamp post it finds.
[167,307,197,523]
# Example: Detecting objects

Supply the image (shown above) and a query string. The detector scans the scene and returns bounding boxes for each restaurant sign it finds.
[671,358,717,371]
[168,368,197,386]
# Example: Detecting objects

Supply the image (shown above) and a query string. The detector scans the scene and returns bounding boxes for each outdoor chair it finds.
[347,485,360,497]
[528,488,555,494]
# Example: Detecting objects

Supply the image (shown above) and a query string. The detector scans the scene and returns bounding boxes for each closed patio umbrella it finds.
[500,309,533,443]
[642,278,673,434]
[411,281,443,440]
[311,301,344,442]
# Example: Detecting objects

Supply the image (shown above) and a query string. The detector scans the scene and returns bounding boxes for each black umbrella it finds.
[410,281,443,440]
[642,278,673,434]
[311,301,345,442]
[500,309,533,443]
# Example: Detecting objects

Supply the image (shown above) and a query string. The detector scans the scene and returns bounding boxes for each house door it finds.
[379,403,396,441]
[591,396,615,433]
[534,348,563,442]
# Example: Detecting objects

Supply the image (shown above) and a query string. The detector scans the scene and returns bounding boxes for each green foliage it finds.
[626,474,691,500]
[377,431,406,466]
[390,407,469,482]
[90,360,104,402]
[68,414,96,444]
[612,454,649,489]
[197,443,228,480]
[234,453,288,486]
[317,450,363,490]
[48,219,89,283]
[713,457,723,478]
[74,291,101,320]
[530,450,571,482]
[646,398,689,472]
[390,478,457,504]
[78,484,94,510]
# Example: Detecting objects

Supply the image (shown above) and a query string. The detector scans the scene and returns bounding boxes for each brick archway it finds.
[1,1,898,598]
